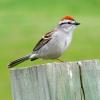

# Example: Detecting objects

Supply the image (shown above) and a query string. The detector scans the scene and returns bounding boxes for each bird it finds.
[8,16,80,68]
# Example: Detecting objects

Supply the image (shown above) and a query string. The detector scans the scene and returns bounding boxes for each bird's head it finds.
[59,16,80,32]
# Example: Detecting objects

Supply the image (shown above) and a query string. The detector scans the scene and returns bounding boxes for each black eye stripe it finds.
[67,22,72,24]
[59,22,67,26]
[60,22,72,26]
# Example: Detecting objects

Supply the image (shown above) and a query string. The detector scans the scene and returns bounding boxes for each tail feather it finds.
[8,54,31,68]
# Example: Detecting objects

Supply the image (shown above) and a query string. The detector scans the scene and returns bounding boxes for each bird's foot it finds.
[56,58,64,62]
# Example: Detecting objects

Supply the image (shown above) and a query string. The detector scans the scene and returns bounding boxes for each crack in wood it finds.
[77,62,86,100]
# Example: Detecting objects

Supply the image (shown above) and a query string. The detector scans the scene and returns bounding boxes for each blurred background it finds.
[0,0,100,99]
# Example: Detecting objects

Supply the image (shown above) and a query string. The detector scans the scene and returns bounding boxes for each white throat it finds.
[57,25,76,35]
[64,26,76,33]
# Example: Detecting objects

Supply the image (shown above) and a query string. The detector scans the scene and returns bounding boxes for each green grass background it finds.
[0,0,100,99]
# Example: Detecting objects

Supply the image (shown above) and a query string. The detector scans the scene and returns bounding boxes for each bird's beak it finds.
[74,22,80,25]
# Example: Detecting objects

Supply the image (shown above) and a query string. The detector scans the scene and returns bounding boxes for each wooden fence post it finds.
[10,59,100,100]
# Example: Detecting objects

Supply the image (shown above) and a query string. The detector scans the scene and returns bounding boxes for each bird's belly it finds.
[40,46,63,59]
[38,37,68,59]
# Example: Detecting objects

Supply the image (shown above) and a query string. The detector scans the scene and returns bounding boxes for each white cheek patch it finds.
[68,25,76,32]
[63,25,76,33]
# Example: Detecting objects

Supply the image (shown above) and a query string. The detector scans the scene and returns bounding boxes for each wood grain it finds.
[10,60,100,100]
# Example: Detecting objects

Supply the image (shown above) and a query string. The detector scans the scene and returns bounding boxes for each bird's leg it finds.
[56,58,64,62]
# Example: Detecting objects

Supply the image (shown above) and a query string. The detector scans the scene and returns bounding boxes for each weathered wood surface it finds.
[10,60,100,100]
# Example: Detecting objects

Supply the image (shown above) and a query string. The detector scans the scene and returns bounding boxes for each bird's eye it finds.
[67,22,72,24]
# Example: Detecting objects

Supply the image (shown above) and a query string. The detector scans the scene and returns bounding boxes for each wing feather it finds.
[33,31,54,51]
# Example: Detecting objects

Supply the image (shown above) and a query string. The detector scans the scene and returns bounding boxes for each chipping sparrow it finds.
[8,16,80,68]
